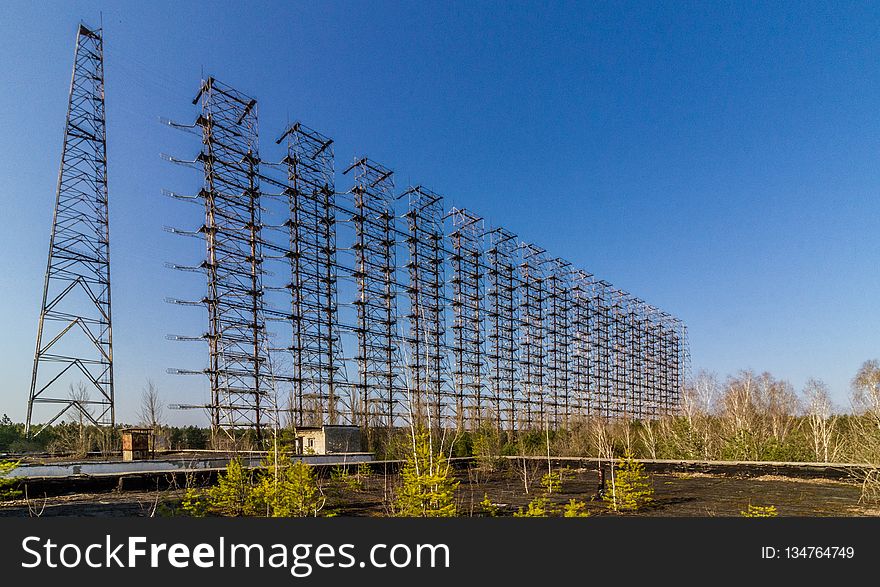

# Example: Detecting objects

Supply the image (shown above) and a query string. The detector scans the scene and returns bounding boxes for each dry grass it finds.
[669,471,718,479]
[750,474,852,486]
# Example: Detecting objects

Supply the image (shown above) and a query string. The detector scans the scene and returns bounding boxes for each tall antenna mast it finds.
[26,22,114,436]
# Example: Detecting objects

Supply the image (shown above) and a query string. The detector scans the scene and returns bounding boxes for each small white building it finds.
[294,425,363,455]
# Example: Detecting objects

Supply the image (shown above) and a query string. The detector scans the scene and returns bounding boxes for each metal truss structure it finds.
[402,187,449,428]
[165,79,688,438]
[166,78,272,439]
[447,208,485,429]
[545,258,572,427]
[276,122,341,427]
[344,158,404,429]
[518,243,548,427]
[570,270,595,417]
[26,24,113,436]
[485,228,519,431]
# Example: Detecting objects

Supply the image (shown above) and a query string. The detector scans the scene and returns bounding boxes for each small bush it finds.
[395,432,459,517]
[0,460,21,501]
[180,458,256,517]
[330,464,362,492]
[514,496,555,517]
[472,427,505,471]
[479,493,499,517]
[563,499,590,517]
[541,471,562,494]
[254,452,324,517]
[604,451,654,512]
[741,504,778,517]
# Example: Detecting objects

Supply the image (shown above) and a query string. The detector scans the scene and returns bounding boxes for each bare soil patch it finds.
[0,464,873,517]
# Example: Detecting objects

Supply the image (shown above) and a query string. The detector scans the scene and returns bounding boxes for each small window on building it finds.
[308,438,314,448]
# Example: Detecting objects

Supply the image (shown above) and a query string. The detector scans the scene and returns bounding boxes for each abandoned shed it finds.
[120,428,153,461]
[294,425,362,454]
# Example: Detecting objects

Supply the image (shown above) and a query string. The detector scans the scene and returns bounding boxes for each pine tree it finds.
[254,451,323,517]
[395,432,459,517]
[604,451,654,512]
[514,496,554,517]
[563,499,590,517]
[479,492,499,516]
[181,457,257,517]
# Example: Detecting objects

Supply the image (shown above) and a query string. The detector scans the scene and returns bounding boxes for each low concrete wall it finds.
[6,453,374,479]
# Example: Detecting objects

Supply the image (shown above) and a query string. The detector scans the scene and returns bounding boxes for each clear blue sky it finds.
[1,1,878,424]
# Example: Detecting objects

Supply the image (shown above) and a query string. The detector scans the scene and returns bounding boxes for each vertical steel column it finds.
[659,315,672,416]
[570,270,594,419]
[672,319,688,415]
[593,281,613,418]
[609,291,629,419]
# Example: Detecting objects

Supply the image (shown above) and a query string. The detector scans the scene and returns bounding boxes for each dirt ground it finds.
[0,464,875,517]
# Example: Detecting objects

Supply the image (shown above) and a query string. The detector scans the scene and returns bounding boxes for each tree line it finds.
[2,361,879,469]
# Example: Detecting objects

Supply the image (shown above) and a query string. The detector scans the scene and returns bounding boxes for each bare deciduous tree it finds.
[683,369,717,422]
[803,378,838,463]
[662,369,719,460]
[139,380,165,430]
[851,360,880,504]
[718,370,760,459]
[852,360,880,425]
[757,372,799,448]
[69,382,93,456]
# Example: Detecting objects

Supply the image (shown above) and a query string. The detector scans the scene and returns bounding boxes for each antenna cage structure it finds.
[161,84,689,436]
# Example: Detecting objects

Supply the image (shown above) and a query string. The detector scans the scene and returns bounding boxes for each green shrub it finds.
[395,432,459,517]
[181,452,326,517]
[472,427,505,471]
[254,452,324,517]
[604,451,654,512]
[514,496,555,517]
[541,471,562,494]
[479,493,499,516]
[181,458,256,517]
[330,464,362,491]
[741,504,778,517]
[563,499,590,517]
[0,460,21,501]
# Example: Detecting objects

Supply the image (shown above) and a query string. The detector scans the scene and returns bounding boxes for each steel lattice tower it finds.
[545,258,572,428]
[26,24,113,436]
[345,158,401,428]
[168,78,272,440]
[447,207,485,429]
[519,243,548,428]
[485,227,519,432]
[277,122,341,426]
[570,270,594,418]
[402,186,448,428]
